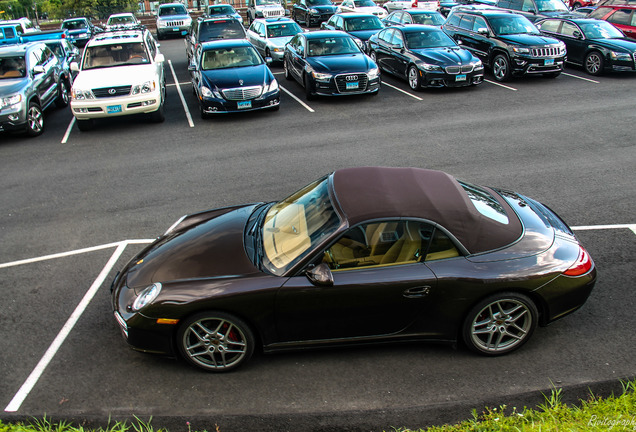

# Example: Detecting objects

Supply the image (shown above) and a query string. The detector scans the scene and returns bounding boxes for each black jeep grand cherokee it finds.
[442,6,567,81]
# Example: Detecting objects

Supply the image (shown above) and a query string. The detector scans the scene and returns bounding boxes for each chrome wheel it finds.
[26,103,44,136]
[585,52,603,76]
[492,54,510,82]
[463,293,537,355]
[408,66,419,90]
[179,312,254,372]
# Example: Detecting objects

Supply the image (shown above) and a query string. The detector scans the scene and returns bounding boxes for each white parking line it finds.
[61,117,75,144]
[168,59,194,128]
[381,81,424,101]
[2,222,634,412]
[562,72,600,84]
[573,224,636,235]
[484,79,518,91]
[279,84,315,113]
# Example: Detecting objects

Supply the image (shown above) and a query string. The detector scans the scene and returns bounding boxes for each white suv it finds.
[70,27,166,131]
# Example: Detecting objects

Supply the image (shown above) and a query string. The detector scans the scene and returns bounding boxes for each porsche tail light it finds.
[564,246,593,276]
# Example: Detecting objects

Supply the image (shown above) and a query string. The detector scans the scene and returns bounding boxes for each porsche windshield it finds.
[261,177,341,275]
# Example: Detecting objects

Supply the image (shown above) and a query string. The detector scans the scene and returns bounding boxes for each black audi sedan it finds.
[368,25,484,89]
[112,167,596,372]
[188,39,280,116]
[283,30,380,99]
[536,17,636,75]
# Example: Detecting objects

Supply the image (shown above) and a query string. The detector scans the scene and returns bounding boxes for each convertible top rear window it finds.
[460,181,509,224]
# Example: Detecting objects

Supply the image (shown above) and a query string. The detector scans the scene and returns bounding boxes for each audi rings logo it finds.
[108,88,116,95]
[345,75,358,81]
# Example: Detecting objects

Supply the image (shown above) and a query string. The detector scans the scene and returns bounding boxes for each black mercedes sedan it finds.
[536,17,636,75]
[368,25,484,90]
[188,39,280,116]
[283,30,380,99]
[112,167,596,372]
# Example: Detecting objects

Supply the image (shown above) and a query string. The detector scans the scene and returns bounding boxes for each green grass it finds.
[1,380,635,432]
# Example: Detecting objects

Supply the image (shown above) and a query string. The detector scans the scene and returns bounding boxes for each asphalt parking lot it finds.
[1,37,635,431]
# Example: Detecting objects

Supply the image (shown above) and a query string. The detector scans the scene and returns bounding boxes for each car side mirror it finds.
[188,63,197,71]
[573,30,582,39]
[33,65,45,74]
[265,56,273,64]
[70,62,79,72]
[477,27,489,36]
[305,263,334,287]
[155,53,165,63]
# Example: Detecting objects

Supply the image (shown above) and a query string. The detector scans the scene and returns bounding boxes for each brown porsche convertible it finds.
[111,167,596,372]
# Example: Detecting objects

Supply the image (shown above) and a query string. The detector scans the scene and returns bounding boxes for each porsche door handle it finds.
[403,286,431,298]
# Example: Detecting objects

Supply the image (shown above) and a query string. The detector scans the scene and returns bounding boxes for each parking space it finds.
[2,34,635,430]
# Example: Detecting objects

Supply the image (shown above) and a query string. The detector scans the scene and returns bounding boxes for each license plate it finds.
[237,101,252,109]
[346,81,359,90]
[107,105,122,114]
[173,27,179,31]
[456,74,467,82]
[545,59,554,66]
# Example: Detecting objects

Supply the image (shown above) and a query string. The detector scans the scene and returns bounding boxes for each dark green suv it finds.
[442,6,567,81]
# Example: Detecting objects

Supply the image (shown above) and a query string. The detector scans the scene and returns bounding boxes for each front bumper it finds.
[0,101,27,132]
[311,74,381,96]
[71,90,162,119]
[157,23,190,37]
[421,69,484,88]
[511,55,566,76]
[200,89,280,114]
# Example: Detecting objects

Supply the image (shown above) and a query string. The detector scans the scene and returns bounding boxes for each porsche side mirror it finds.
[306,263,334,287]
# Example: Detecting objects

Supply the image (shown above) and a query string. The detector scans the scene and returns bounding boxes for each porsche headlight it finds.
[132,283,162,311]
[1,94,22,109]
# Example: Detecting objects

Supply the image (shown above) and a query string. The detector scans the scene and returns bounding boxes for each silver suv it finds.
[155,3,192,40]
[0,42,69,136]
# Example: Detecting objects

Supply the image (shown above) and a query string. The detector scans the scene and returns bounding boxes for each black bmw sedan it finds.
[112,167,596,372]
[188,39,280,116]
[368,25,484,90]
[283,30,380,99]
[536,17,636,75]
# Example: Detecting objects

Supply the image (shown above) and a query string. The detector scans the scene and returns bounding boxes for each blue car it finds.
[283,30,380,100]
[189,39,280,116]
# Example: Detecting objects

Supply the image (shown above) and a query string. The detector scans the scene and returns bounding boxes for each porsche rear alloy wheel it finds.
[463,292,538,355]
[178,312,255,372]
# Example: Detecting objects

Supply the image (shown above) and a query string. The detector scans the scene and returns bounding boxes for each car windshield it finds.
[267,22,303,37]
[256,0,281,4]
[209,5,235,14]
[580,20,624,38]
[308,36,360,55]
[159,5,188,16]
[354,0,377,6]
[200,20,246,39]
[83,42,149,69]
[411,13,445,25]
[201,45,263,69]
[344,16,384,31]
[308,0,333,5]
[406,29,456,48]
[62,20,87,30]
[108,15,136,25]
[45,42,64,58]
[261,177,341,275]
[0,56,26,79]
[489,16,540,35]
[535,0,569,12]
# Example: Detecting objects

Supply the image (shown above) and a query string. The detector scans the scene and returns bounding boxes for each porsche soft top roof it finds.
[331,167,522,254]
